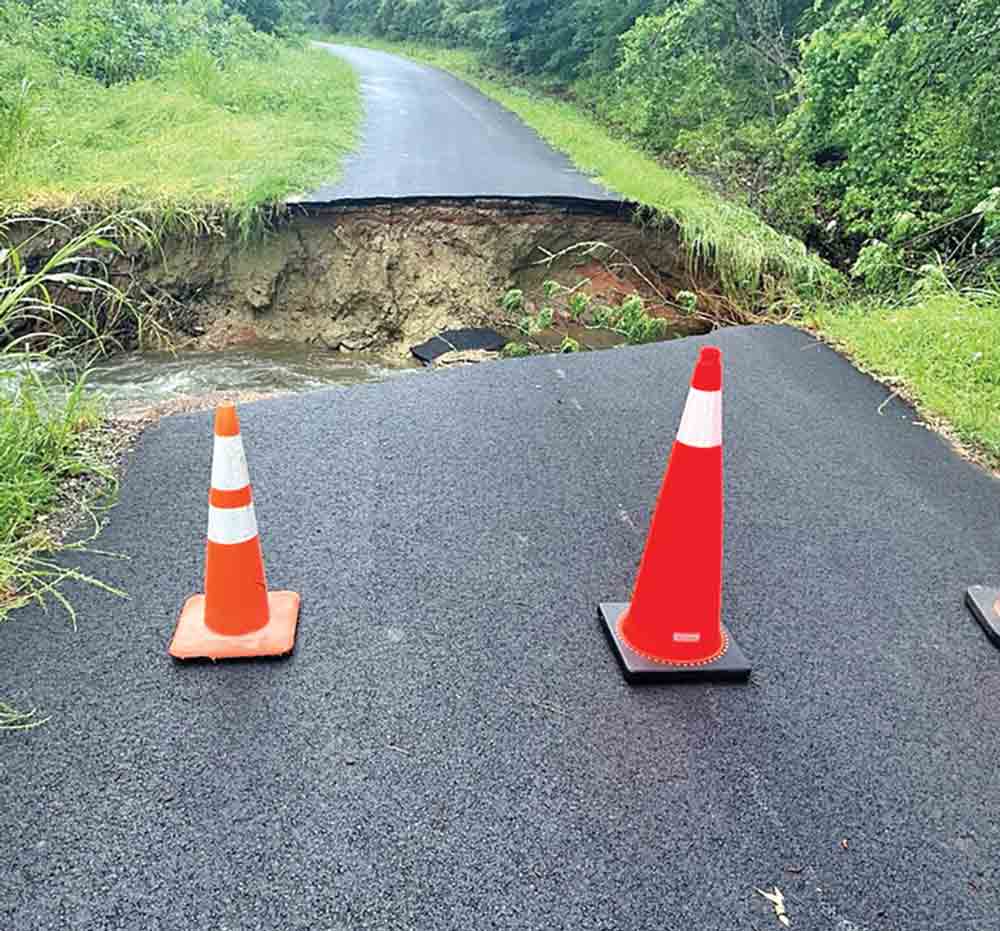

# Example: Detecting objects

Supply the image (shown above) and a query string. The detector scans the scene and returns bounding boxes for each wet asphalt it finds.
[303,43,620,204]
[2,326,998,930]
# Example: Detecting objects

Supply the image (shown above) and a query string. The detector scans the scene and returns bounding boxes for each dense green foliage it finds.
[0,1,292,86]
[324,1,1000,280]
[0,0,360,216]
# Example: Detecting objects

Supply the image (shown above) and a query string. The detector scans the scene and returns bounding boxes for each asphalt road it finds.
[302,43,620,204]
[2,327,998,930]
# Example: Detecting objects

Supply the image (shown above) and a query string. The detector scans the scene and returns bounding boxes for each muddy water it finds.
[81,342,422,412]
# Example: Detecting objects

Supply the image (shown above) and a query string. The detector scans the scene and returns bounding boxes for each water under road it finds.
[59,342,423,412]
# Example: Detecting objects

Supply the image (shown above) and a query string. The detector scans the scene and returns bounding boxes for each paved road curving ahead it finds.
[303,43,621,203]
[2,327,998,930]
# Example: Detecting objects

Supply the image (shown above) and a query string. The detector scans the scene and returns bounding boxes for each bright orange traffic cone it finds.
[599,346,750,682]
[169,405,300,660]
[966,584,1000,650]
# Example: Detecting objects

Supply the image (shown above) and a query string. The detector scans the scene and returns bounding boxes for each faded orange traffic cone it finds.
[966,584,1000,650]
[169,405,300,660]
[599,346,750,682]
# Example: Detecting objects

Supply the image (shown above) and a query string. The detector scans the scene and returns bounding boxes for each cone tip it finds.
[692,346,723,391]
[214,404,240,437]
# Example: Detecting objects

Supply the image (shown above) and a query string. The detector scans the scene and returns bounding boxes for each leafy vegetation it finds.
[1,1,361,223]
[327,37,834,298]
[0,217,144,626]
[502,277,683,352]
[322,1,1000,280]
[500,341,532,359]
[324,13,999,464]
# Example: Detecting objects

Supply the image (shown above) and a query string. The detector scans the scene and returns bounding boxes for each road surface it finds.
[2,327,998,930]
[303,43,621,204]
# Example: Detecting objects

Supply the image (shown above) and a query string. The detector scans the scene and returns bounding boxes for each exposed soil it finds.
[6,199,743,359]
[141,200,731,356]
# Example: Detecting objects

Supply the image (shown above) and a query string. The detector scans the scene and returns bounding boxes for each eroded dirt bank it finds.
[5,199,746,361]
[144,199,729,355]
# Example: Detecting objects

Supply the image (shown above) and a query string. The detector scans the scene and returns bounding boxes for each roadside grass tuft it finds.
[0,45,361,230]
[323,35,837,301]
[0,217,142,626]
[0,366,119,621]
[0,699,49,731]
[814,292,1000,466]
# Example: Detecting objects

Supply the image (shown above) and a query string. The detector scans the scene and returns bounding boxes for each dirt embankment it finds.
[8,200,742,357]
[149,200,736,355]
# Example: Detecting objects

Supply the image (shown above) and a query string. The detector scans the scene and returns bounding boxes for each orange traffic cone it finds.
[966,584,1000,650]
[169,405,300,660]
[599,346,750,682]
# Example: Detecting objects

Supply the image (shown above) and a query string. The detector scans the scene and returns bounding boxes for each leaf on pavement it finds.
[755,886,791,926]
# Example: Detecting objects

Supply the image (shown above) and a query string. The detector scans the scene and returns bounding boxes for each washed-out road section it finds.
[303,43,621,204]
[2,326,998,930]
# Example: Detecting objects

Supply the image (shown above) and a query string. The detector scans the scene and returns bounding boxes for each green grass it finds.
[1,45,361,226]
[0,214,150,628]
[0,368,111,618]
[0,699,49,731]
[816,294,1000,465]
[0,369,108,731]
[322,35,837,299]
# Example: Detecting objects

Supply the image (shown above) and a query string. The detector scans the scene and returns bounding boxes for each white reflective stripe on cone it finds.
[211,435,251,491]
[207,503,258,545]
[676,387,722,449]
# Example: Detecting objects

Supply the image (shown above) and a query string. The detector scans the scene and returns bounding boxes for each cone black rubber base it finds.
[966,586,1000,650]
[599,603,751,684]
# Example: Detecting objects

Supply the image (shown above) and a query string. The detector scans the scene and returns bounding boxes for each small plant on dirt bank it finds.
[675,290,698,314]
[518,305,554,336]
[500,288,524,313]
[501,341,532,359]
[591,295,669,344]
[568,291,591,320]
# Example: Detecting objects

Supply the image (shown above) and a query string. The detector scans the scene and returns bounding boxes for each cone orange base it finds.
[169,591,301,661]
[599,603,750,683]
[966,586,1000,650]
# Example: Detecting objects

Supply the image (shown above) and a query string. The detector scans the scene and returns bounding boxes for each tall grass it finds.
[0,45,361,227]
[323,36,838,301]
[1,219,140,728]
[0,77,32,181]
[0,214,169,355]
[0,365,116,617]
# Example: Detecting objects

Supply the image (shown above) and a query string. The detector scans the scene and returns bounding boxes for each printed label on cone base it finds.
[599,603,750,683]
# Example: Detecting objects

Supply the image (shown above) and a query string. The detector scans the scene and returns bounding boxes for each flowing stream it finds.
[76,342,423,412]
